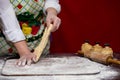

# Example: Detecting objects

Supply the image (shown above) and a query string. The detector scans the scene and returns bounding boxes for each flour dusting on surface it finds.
[2,56,101,75]
[0,56,120,80]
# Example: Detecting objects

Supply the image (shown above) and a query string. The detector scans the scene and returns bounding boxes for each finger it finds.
[56,19,61,29]
[52,22,59,32]
[17,60,22,66]
[21,58,27,66]
[46,18,52,27]
[32,55,37,62]
[27,59,32,66]
[56,18,61,28]
[16,60,20,65]
[52,19,61,32]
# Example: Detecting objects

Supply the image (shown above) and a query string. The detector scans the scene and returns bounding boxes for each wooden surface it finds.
[0,60,4,72]
[0,54,120,80]
[2,56,100,76]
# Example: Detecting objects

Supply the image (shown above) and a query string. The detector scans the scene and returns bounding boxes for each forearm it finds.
[13,40,31,57]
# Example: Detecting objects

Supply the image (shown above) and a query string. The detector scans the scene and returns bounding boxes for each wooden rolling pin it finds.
[77,43,120,65]
[34,24,53,62]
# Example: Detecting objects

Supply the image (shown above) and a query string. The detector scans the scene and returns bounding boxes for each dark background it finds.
[50,0,120,54]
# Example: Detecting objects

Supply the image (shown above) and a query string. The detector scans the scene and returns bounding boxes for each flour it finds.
[2,56,100,75]
[0,60,4,71]
[0,56,120,80]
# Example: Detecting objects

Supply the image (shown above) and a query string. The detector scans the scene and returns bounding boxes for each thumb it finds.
[46,18,53,28]
[32,54,37,62]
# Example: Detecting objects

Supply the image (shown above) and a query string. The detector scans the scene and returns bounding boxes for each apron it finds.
[0,0,50,57]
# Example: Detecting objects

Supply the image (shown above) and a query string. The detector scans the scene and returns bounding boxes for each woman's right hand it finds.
[16,52,36,66]
[13,40,36,66]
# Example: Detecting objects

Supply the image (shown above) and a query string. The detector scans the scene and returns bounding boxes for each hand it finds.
[16,53,36,66]
[46,8,61,32]
[13,40,36,66]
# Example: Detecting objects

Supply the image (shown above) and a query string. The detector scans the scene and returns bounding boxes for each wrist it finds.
[46,7,57,16]
[18,50,31,57]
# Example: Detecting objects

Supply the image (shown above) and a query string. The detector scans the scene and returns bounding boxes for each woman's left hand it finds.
[46,8,61,32]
